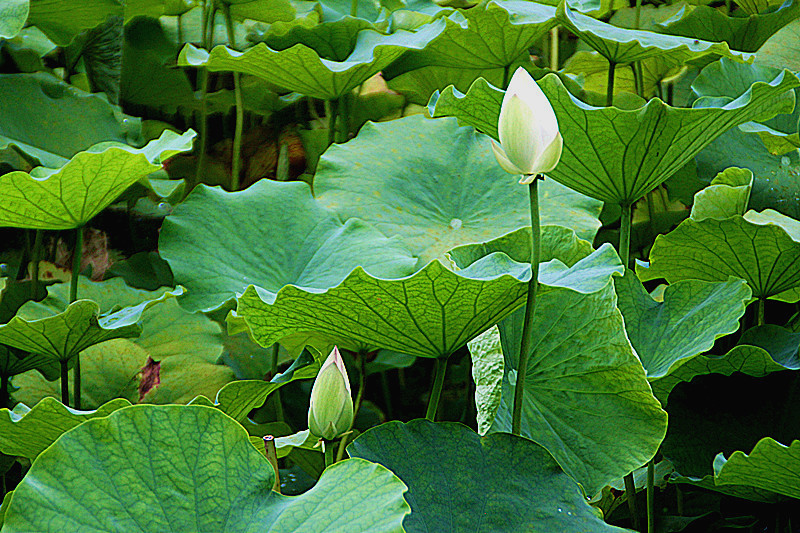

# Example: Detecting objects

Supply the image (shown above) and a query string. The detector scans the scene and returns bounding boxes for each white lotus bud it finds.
[308,346,354,441]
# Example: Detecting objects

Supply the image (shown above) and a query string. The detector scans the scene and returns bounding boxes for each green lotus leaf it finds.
[0,129,195,230]
[27,0,121,46]
[348,420,631,532]
[314,115,602,268]
[661,371,800,480]
[615,271,751,379]
[641,209,800,302]
[236,244,622,359]
[489,273,667,495]
[0,346,52,379]
[429,71,799,205]
[693,59,800,155]
[383,0,556,79]
[651,326,800,402]
[0,0,28,39]
[0,300,141,363]
[737,0,786,15]
[140,353,236,405]
[176,19,445,100]
[713,438,800,499]
[466,326,503,436]
[0,396,130,460]
[0,72,143,168]
[1,405,410,532]
[657,0,800,52]
[755,16,800,71]
[668,472,785,503]
[690,167,753,221]
[556,1,752,66]
[159,179,416,313]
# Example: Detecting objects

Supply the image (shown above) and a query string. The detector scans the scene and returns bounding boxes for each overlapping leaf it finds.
[1,405,410,532]
[0,0,28,40]
[159,179,416,313]
[177,20,445,100]
[348,420,630,532]
[556,1,752,66]
[713,438,800,499]
[489,268,667,495]
[0,129,195,229]
[429,72,799,204]
[314,115,602,268]
[615,272,751,379]
[237,244,622,358]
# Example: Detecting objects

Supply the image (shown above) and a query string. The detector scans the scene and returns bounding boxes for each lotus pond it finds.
[1,0,800,531]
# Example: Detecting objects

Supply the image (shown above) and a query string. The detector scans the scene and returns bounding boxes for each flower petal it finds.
[491,140,525,175]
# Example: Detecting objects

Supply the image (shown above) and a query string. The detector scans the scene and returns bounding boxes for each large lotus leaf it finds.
[658,0,800,52]
[0,300,141,363]
[176,20,445,100]
[237,244,623,358]
[0,0,28,39]
[1,405,410,532]
[641,209,800,302]
[382,0,556,79]
[755,16,800,71]
[615,272,751,379]
[313,115,602,267]
[661,371,800,479]
[0,72,143,168]
[136,298,223,362]
[489,275,667,495]
[159,179,416,313]
[556,2,751,66]
[693,59,800,155]
[713,438,800,499]
[428,72,799,204]
[0,129,195,230]
[466,326,504,436]
[651,329,800,402]
[140,353,236,405]
[0,396,130,460]
[388,63,510,106]
[27,0,121,46]
[348,420,630,532]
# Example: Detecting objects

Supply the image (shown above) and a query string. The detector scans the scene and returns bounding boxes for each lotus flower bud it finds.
[308,346,354,441]
[491,67,563,183]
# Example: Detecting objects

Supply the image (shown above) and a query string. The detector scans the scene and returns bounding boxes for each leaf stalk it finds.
[425,357,448,421]
[70,226,83,410]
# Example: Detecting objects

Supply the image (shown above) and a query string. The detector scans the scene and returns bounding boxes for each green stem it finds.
[381,371,393,419]
[70,227,83,410]
[634,0,643,28]
[222,4,243,191]
[633,62,644,98]
[270,344,284,422]
[351,0,358,17]
[606,61,616,107]
[0,373,9,409]
[30,230,43,299]
[353,350,367,419]
[326,99,339,147]
[60,360,70,407]
[324,440,336,469]
[338,95,350,143]
[502,64,510,89]
[619,203,632,269]
[425,357,448,421]
[16,231,30,281]
[193,4,216,193]
[624,473,640,531]
[549,27,559,70]
[512,178,541,436]
[757,298,766,326]
[676,485,684,516]
[647,459,656,533]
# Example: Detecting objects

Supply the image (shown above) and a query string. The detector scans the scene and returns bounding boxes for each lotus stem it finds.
[60,360,70,407]
[324,440,336,468]
[549,27,559,70]
[647,458,656,533]
[381,371,394,419]
[354,349,367,420]
[30,230,43,299]
[193,4,216,192]
[606,61,616,107]
[222,3,243,191]
[426,357,448,421]
[71,227,83,410]
[619,202,632,269]
[502,64,510,89]
[263,436,281,492]
[326,99,339,147]
[624,473,640,530]
[15,231,30,281]
[351,0,358,17]
[512,177,542,436]
[270,344,284,422]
